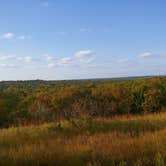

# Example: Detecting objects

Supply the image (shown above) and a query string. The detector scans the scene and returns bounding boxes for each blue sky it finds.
[0,0,166,80]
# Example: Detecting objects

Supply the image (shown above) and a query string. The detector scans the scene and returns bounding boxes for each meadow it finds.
[1,112,166,166]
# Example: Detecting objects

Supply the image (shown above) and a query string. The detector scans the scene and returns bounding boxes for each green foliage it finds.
[0,77,166,127]
[142,88,163,113]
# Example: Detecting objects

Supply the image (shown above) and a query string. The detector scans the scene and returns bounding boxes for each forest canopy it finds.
[0,76,166,128]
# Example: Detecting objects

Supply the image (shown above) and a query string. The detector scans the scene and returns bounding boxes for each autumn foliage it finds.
[0,77,166,127]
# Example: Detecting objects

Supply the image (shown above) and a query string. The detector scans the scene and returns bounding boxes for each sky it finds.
[0,0,166,80]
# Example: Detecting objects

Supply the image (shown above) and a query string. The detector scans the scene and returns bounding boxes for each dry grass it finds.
[1,113,166,165]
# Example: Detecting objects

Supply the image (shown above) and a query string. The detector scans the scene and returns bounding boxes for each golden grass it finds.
[95,111,166,122]
[1,129,166,165]
[1,112,166,165]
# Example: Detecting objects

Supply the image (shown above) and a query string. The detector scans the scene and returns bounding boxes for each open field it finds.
[1,112,166,166]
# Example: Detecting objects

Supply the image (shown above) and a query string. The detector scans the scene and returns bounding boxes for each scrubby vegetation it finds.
[0,77,166,127]
[1,112,166,165]
[0,77,166,165]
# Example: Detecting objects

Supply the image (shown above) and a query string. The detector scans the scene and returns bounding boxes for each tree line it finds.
[0,77,166,128]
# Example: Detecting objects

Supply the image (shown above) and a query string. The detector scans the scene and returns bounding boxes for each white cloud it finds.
[0,64,17,68]
[58,57,72,65]
[45,50,96,68]
[43,54,55,62]
[1,33,15,39]
[1,33,31,40]
[0,55,15,60]
[47,57,72,68]
[79,57,95,64]
[48,63,56,68]
[139,52,166,58]
[75,50,94,58]
[0,54,33,62]
[139,52,154,58]
[19,56,33,62]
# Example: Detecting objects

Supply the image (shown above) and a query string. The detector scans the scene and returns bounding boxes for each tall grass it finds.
[1,112,166,165]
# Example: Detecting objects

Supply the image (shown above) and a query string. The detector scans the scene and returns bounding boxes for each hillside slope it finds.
[1,112,166,166]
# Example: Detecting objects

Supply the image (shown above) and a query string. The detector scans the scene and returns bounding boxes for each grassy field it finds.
[1,113,166,166]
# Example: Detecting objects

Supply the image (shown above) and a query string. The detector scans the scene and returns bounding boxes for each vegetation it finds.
[0,77,166,127]
[0,76,166,165]
[0,112,166,165]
